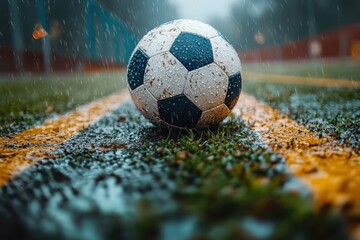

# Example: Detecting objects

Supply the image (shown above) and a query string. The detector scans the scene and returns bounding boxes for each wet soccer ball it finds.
[127,19,242,129]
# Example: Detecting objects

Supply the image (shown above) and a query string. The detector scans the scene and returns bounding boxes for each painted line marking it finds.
[234,93,360,237]
[0,89,131,187]
[1,86,359,234]
[243,71,360,88]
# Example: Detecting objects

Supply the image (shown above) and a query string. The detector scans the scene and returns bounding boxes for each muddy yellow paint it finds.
[234,93,360,235]
[243,71,360,88]
[0,89,130,187]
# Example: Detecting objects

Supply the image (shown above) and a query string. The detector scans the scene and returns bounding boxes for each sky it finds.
[168,0,239,23]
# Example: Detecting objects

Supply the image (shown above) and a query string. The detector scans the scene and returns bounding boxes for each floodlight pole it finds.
[307,0,316,38]
[37,0,51,73]
[307,0,317,60]
[86,0,96,60]
[9,0,24,72]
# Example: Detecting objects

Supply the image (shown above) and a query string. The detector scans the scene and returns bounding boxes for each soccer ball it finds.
[127,19,242,129]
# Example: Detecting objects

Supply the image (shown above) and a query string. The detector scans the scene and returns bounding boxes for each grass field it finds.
[244,60,360,81]
[0,72,126,137]
[0,61,359,239]
[244,82,360,152]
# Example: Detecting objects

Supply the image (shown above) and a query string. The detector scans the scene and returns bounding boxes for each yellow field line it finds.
[1,84,359,234]
[0,89,130,187]
[243,71,360,88]
[234,93,360,237]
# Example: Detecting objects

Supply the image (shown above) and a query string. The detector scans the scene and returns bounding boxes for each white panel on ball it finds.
[130,85,160,124]
[184,63,228,111]
[137,23,181,57]
[197,104,231,128]
[174,19,219,39]
[144,52,188,100]
[211,36,242,77]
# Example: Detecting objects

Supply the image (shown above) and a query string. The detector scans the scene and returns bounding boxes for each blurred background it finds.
[0,0,359,74]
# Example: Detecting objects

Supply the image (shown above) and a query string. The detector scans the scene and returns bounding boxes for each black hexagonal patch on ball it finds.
[127,48,149,90]
[158,94,202,128]
[170,32,213,71]
[225,72,242,109]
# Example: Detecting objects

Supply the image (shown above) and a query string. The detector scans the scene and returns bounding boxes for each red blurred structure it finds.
[240,24,360,62]
[0,50,78,73]
[0,49,126,73]
[1,24,360,73]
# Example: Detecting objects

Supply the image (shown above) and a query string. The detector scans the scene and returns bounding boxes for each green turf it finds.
[130,120,348,239]
[0,104,348,239]
[244,60,360,80]
[0,66,358,238]
[244,81,360,152]
[0,72,127,136]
